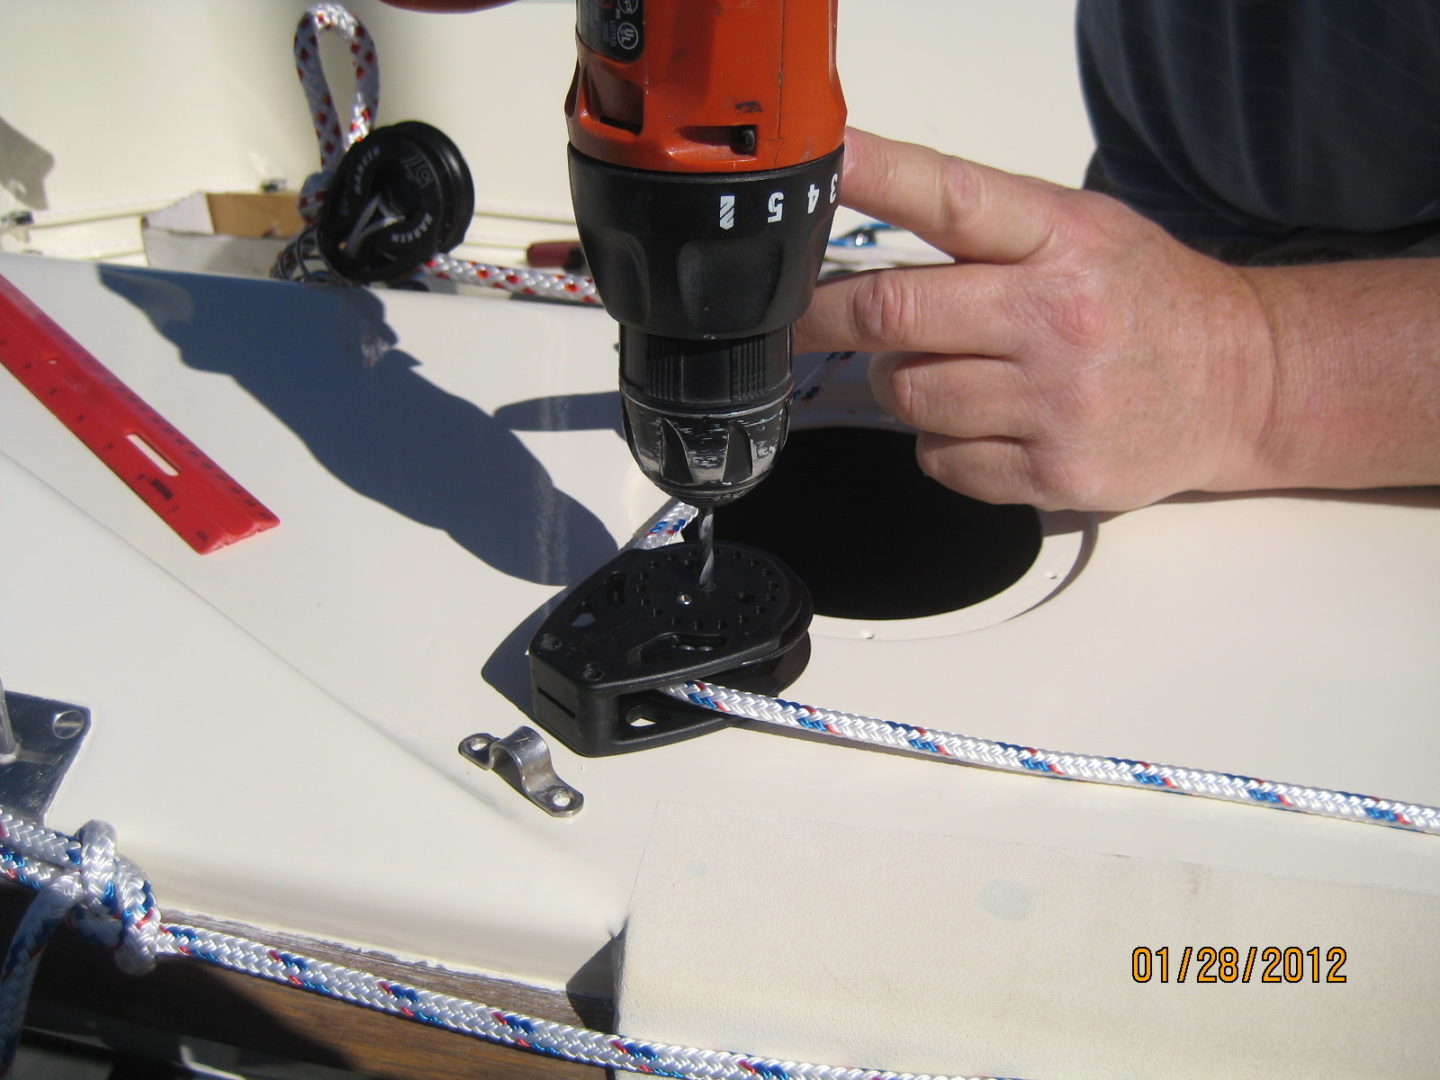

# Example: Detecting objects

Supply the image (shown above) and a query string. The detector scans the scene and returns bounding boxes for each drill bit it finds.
[697,506,716,592]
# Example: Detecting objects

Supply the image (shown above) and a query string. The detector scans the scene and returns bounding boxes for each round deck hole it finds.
[712,428,1045,623]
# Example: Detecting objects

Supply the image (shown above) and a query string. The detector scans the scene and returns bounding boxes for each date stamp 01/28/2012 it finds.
[1132,946,1348,985]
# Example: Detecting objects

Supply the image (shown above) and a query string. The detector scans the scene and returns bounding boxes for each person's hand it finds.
[795,129,1280,511]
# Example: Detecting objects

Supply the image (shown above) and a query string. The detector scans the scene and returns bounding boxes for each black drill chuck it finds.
[569,146,843,504]
[620,327,791,505]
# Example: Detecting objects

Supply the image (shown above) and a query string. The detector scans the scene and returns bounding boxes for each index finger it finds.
[840,128,1060,264]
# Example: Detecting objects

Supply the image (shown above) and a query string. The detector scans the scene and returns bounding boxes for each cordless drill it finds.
[566,0,846,507]
[381,0,846,506]
[383,0,840,752]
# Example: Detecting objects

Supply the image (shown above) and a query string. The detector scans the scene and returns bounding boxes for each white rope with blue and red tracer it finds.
[657,681,1440,834]
[0,815,159,1075]
[633,499,698,548]
[0,807,999,1080]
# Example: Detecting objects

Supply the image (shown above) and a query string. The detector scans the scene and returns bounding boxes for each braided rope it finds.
[293,3,380,223]
[269,222,336,284]
[661,682,1440,835]
[425,252,601,305]
[0,875,81,1073]
[633,499,698,549]
[0,815,159,1074]
[0,807,1000,1080]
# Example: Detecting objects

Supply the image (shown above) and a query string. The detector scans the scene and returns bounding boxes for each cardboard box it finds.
[142,192,304,278]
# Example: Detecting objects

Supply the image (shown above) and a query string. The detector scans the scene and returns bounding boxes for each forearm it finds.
[1235,258,1440,492]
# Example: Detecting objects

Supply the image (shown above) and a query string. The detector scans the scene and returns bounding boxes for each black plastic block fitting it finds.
[528,540,812,756]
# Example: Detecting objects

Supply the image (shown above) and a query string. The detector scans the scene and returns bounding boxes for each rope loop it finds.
[0,817,160,1073]
[293,3,381,223]
[68,820,161,976]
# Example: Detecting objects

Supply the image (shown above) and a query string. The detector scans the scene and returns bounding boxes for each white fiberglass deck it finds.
[1,249,1438,1075]
[2,2,1438,1075]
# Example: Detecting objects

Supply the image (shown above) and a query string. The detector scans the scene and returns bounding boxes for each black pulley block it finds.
[316,120,474,283]
[528,541,812,756]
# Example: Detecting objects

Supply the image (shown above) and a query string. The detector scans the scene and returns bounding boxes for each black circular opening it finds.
[709,427,1043,621]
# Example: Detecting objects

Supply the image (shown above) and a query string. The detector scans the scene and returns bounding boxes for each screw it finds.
[536,633,562,652]
[51,710,86,739]
[677,593,693,606]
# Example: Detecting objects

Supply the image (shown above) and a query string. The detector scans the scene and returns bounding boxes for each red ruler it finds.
[0,273,279,554]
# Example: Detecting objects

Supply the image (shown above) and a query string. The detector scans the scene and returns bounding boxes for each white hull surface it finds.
[1,2,1437,1076]
[3,251,1438,1076]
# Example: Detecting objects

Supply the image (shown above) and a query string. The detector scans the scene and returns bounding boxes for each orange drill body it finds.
[567,0,845,173]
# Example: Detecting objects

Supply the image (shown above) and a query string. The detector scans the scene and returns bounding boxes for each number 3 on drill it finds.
[804,176,839,216]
